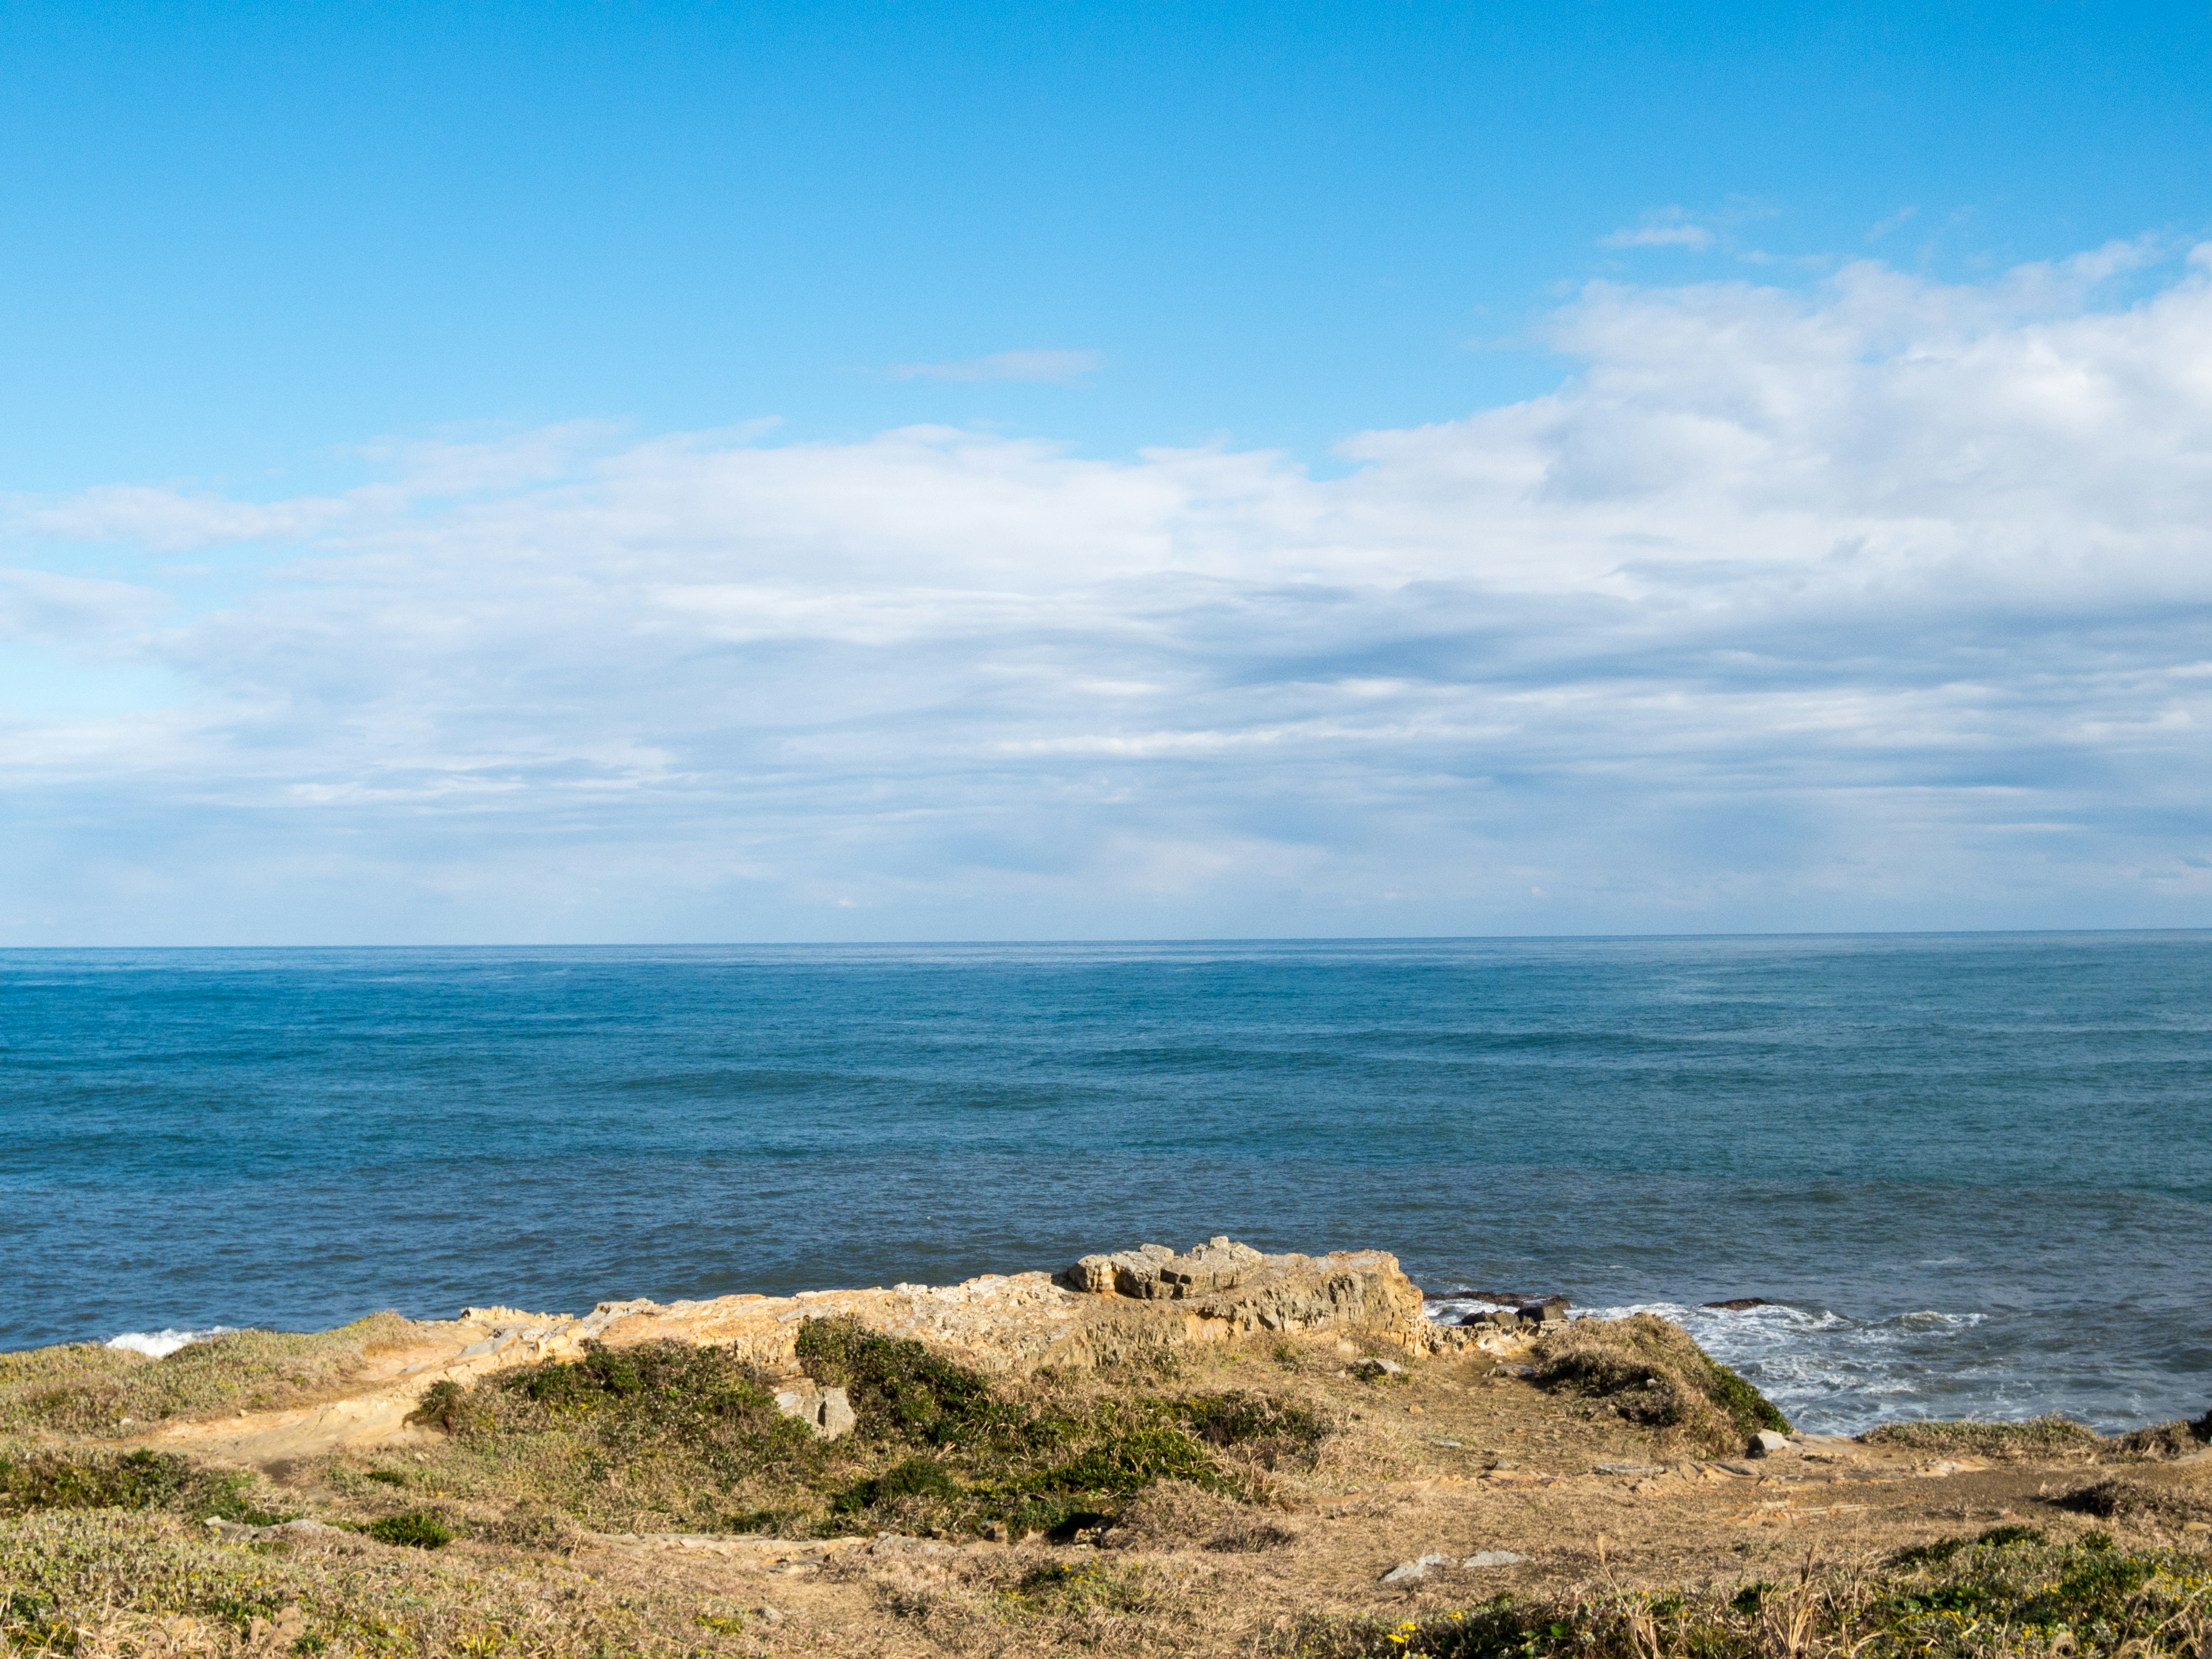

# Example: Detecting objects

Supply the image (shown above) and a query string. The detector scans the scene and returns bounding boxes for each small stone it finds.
[1464,1550,1524,1568]
[1381,1552,1454,1582]
[1747,1430,1792,1457]
[1351,1357,1405,1380]
[754,1605,784,1625]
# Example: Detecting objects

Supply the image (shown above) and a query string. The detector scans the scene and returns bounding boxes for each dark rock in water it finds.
[1702,1298,1777,1311]
[1517,1301,1570,1324]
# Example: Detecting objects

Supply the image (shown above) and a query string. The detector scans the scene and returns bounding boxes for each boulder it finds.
[1069,1243,1176,1296]
[773,1384,856,1440]
[1747,1430,1792,1457]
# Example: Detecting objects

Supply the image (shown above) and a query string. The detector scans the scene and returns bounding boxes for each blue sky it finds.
[5,2,2212,942]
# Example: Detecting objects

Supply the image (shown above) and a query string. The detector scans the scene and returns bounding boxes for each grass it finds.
[385,1319,1331,1541]
[1282,1533,2212,1658]
[2056,1476,2212,1524]
[0,1446,287,1525]
[1529,1313,1790,1455]
[0,1313,421,1437]
[363,1509,456,1548]
[0,1508,747,1658]
[1861,1414,2105,1459]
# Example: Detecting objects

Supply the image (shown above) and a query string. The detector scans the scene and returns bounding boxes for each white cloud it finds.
[888,348,1104,384]
[1600,210,1715,250]
[6,243,2212,940]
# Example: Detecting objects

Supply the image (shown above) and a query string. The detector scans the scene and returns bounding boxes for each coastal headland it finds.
[3,1239,2210,1657]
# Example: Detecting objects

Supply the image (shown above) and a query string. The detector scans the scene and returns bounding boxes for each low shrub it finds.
[2110,1410,2212,1461]
[376,1323,1325,1540]
[1283,1534,2209,1658]
[0,1449,283,1525]
[1529,1315,1789,1455]
[366,1509,454,1549]
[1862,1414,2104,1459]
[793,1318,1007,1448]
[1892,1522,2046,1565]
[2055,1476,2212,1523]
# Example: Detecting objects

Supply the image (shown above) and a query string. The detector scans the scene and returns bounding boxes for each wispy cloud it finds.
[1868,206,1919,241]
[8,244,2212,940]
[887,348,1104,384]
[1599,208,1714,250]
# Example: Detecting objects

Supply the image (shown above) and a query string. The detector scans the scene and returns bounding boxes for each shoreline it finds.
[5,1237,2211,1656]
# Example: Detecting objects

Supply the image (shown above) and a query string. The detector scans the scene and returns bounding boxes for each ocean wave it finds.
[1419,1297,2029,1434]
[105,1327,233,1358]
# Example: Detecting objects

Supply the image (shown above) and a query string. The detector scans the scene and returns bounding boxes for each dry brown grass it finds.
[2111,1414,2212,1461]
[1527,1313,1789,1456]
[2056,1475,2212,1524]
[1860,1414,2105,1460]
[0,1313,422,1439]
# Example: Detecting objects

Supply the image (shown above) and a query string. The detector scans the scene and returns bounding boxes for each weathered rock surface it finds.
[140,1237,1429,1464]
[772,1383,857,1439]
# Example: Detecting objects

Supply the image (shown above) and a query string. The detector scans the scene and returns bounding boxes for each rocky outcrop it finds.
[143,1237,1426,1463]
[457,1237,1429,1378]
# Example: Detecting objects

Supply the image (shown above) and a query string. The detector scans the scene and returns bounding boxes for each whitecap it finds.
[106,1327,233,1358]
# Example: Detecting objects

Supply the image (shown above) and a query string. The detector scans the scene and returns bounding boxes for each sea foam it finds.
[105,1327,233,1358]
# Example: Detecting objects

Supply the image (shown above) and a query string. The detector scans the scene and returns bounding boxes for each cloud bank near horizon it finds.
[6,241,2212,943]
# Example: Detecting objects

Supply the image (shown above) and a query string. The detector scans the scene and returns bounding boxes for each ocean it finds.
[3,934,2207,1434]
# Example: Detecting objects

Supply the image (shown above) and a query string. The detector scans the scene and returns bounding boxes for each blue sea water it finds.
[3,934,2209,1434]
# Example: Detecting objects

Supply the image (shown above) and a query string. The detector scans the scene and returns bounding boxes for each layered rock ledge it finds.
[462,1236,1429,1379]
[141,1237,1456,1462]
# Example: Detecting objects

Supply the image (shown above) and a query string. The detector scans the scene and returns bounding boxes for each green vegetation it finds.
[0,1313,419,1437]
[1891,1522,2047,1566]
[1861,1414,2104,1459]
[0,1447,285,1525]
[364,1509,455,1549]
[2056,1476,2212,1524]
[1286,1533,2212,1658]
[0,1509,736,1658]
[1530,1313,1789,1453]
[389,1320,1330,1540]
